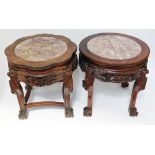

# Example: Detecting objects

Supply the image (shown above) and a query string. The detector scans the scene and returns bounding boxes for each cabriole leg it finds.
[83,72,94,117]
[63,74,73,118]
[8,71,28,120]
[129,74,147,116]
[25,85,32,103]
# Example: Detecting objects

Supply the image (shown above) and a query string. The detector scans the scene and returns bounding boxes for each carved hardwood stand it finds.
[5,34,77,119]
[79,33,150,117]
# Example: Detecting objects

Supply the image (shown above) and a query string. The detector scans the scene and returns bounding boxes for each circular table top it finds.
[15,36,68,61]
[5,34,77,70]
[80,33,150,66]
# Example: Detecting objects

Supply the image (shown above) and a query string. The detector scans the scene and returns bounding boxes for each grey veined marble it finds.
[87,35,142,60]
[15,37,67,61]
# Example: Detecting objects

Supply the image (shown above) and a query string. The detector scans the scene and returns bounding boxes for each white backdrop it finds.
[0,29,155,155]
[0,29,154,124]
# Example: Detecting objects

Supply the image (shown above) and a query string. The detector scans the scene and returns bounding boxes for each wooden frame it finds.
[79,33,150,117]
[5,34,78,119]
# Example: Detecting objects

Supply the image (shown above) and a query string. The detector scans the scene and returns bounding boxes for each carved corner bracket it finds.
[79,54,149,84]
[7,70,21,94]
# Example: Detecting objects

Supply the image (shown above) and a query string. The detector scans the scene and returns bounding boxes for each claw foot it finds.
[83,107,92,117]
[18,109,28,120]
[121,82,129,88]
[129,107,138,117]
[65,108,74,118]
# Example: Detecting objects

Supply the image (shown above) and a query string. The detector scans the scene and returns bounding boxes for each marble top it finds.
[87,35,142,60]
[15,36,67,61]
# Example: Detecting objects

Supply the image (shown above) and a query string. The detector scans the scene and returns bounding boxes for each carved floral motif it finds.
[7,71,21,94]
[80,54,148,84]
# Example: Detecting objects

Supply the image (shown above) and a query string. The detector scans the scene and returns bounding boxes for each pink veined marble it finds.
[15,37,67,61]
[87,35,142,60]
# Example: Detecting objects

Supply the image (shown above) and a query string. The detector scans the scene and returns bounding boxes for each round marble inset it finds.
[15,36,68,61]
[87,35,142,60]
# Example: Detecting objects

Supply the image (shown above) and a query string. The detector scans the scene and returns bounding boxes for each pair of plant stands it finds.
[5,33,150,119]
